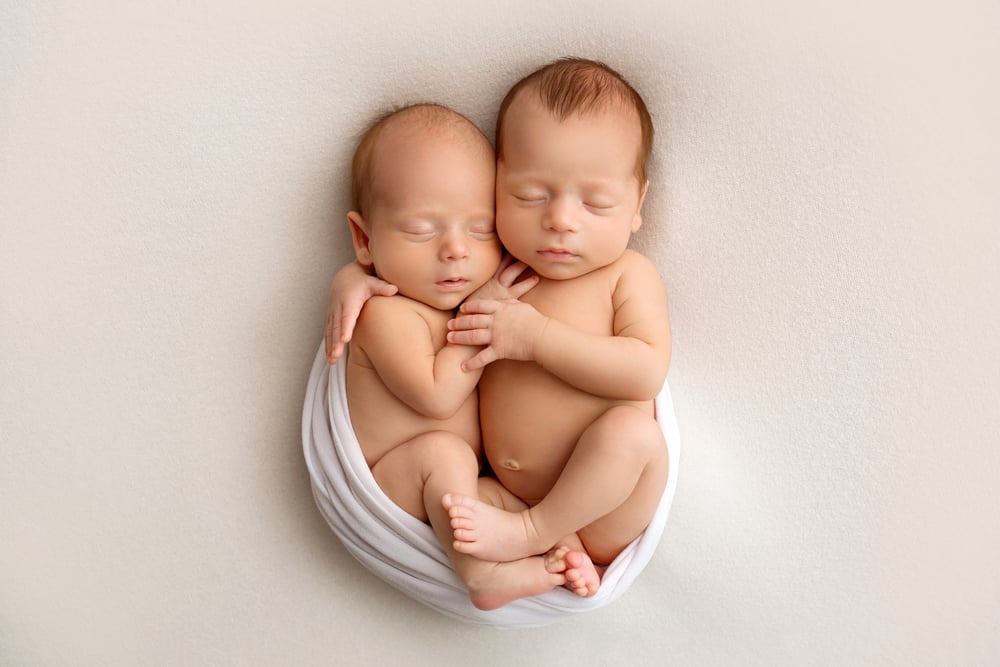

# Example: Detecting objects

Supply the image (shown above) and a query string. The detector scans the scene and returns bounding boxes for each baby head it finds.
[348,103,501,311]
[493,58,654,280]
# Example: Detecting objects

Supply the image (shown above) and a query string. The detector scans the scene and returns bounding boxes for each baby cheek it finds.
[478,242,503,275]
[495,214,521,244]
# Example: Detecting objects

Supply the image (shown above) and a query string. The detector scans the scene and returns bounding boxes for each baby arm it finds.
[354,297,483,419]
[325,262,397,364]
[449,254,671,401]
[324,256,537,364]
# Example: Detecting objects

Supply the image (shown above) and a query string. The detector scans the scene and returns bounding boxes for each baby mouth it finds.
[538,249,577,261]
[437,278,469,290]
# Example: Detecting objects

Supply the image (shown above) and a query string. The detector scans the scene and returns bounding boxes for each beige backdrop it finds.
[2,1,998,665]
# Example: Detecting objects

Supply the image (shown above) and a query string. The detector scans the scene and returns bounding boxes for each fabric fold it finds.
[302,342,680,628]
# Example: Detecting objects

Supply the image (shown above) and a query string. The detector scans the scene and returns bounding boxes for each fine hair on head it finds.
[351,103,492,217]
[495,57,654,185]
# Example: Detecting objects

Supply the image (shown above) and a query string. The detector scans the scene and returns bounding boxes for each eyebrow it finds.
[503,170,626,191]
[395,206,495,219]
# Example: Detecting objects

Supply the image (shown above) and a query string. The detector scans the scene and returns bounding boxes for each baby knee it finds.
[597,406,665,459]
[411,431,479,465]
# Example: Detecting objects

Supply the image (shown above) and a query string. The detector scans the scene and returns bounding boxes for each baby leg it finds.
[446,405,667,566]
[572,407,669,565]
[371,430,479,522]
[373,432,565,609]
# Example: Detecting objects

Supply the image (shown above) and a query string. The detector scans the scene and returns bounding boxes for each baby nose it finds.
[543,197,578,233]
[440,228,469,259]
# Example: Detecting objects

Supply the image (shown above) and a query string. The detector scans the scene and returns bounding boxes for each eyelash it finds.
[514,196,614,212]
[402,227,495,239]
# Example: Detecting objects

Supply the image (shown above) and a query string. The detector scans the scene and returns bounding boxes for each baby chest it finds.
[523,277,615,334]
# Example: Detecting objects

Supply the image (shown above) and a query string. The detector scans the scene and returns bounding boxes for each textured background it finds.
[2,1,998,665]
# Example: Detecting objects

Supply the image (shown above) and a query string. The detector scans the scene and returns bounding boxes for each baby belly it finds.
[480,362,618,503]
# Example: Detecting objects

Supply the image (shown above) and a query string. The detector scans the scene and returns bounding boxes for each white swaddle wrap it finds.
[302,342,681,628]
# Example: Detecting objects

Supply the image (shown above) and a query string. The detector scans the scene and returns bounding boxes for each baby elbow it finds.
[613,379,659,402]
[626,347,669,400]
[421,401,460,421]
[633,368,668,400]
[631,381,662,402]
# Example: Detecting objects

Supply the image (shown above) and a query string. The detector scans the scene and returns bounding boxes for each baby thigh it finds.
[576,406,669,565]
[477,475,530,512]
[371,431,480,521]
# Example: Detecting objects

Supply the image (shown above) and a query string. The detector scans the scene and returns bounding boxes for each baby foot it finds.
[442,493,546,562]
[545,546,601,598]
[564,549,602,597]
[463,557,566,611]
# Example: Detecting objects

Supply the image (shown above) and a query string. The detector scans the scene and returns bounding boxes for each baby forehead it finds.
[501,92,642,137]
[366,124,496,203]
[369,134,493,188]
[372,123,493,172]
[501,104,644,158]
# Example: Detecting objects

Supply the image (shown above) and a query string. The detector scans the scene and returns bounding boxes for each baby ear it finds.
[347,211,374,267]
[631,180,650,233]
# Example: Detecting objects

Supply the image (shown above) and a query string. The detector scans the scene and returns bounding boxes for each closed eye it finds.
[469,222,497,239]
[512,193,545,204]
[581,184,623,211]
[401,223,436,239]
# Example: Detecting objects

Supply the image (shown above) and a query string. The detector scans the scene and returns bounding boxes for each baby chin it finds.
[429,278,476,310]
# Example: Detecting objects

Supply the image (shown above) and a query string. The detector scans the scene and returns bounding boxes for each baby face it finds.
[363,130,501,310]
[496,95,647,280]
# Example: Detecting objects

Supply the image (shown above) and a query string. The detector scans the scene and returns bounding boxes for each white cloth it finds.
[302,343,681,628]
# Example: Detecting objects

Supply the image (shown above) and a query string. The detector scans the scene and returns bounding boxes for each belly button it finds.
[502,458,520,471]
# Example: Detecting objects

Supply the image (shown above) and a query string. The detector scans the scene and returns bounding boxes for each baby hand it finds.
[325,264,398,364]
[465,254,538,302]
[447,299,548,371]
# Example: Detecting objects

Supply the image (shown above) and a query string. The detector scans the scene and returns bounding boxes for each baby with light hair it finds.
[342,102,578,609]
[442,58,671,583]
[329,59,672,598]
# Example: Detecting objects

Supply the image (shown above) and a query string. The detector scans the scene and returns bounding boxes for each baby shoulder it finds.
[355,294,400,322]
[355,295,428,336]
[616,250,667,290]
[618,249,658,272]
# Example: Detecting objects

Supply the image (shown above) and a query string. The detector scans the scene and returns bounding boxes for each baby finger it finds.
[447,328,491,346]
[448,313,492,331]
